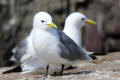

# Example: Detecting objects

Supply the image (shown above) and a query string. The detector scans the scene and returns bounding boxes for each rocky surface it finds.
[1,52,120,80]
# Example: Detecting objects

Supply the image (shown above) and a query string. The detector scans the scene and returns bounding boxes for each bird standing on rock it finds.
[32,11,92,76]
[63,12,96,57]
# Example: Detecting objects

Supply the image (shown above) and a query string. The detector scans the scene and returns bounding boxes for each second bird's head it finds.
[65,12,96,28]
[33,11,57,30]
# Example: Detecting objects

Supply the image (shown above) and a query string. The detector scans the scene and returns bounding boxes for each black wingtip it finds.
[89,52,108,60]
[90,55,97,60]
[2,66,22,74]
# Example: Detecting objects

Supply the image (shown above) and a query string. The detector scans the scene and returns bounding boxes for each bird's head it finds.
[65,12,96,28]
[33,11,57,30]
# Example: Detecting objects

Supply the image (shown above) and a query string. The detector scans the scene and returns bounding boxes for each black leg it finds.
[45,65,49,77]
[61,64,64,76]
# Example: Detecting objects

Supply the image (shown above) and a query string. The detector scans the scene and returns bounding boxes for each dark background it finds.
[0,0,120,66]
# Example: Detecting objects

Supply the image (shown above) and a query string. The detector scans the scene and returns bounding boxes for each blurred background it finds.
[0,0,120,66]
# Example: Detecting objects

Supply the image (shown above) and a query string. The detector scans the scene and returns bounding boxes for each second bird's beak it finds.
[48,22,57,29]
[87,19,96,24]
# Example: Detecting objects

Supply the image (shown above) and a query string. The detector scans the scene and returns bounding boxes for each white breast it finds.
[32,28,69,64]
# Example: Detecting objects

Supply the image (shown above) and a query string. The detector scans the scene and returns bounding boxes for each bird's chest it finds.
[32,29,60,58]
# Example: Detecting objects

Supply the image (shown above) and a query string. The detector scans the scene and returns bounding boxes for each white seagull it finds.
[63,12,96,55]
[32,11,92,76]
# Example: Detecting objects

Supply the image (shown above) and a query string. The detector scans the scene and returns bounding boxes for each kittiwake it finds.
[63,12,96,55]
[32,11,92,76]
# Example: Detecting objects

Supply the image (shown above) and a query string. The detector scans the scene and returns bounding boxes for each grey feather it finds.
[55,29,91,61]
[12,39,27,62]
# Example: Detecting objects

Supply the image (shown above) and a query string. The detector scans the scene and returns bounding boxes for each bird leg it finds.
[45,65,49,77]
[61,64,64,76]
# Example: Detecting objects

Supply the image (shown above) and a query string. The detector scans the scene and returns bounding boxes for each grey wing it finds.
[11,39,27,62]
[57,29,91,61]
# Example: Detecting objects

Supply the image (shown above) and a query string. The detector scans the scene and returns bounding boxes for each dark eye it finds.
[81,18,85,21]
[41,20,45,23]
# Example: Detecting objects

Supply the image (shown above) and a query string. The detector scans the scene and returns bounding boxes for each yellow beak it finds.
[87,19,96,24]
[48,22,57,29]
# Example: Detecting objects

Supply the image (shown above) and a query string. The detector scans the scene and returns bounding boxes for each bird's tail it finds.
[82,48,97,60]
[82,48,94,55]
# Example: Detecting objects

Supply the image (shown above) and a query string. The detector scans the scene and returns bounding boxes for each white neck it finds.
[63,23,82,47]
